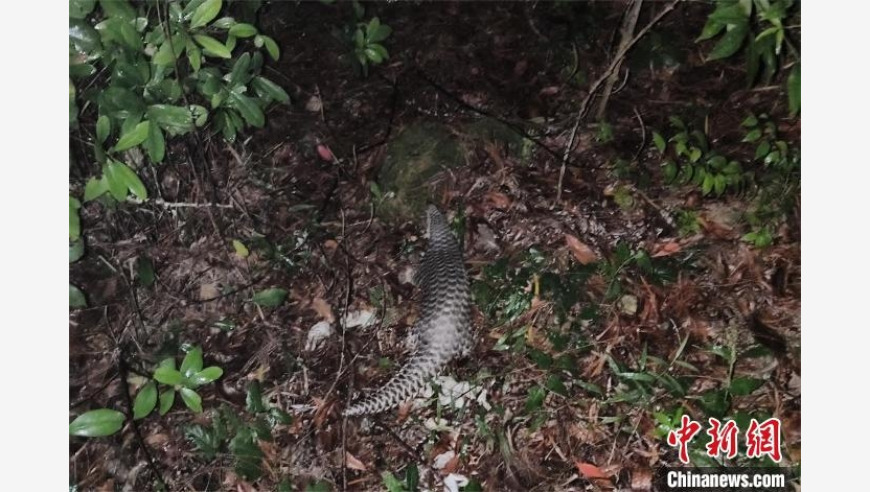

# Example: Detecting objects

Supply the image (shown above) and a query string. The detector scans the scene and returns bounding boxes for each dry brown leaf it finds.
[630,468,653,490]
[312,297,335,322]
[565,234,597,264]
[345,452,368,471]
[575,461,610,479]
[441,453,461,475]
[485,191,512,209]
[199,283,220,301]
[651,240,682,257]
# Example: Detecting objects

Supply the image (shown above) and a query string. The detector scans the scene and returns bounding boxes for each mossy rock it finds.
[376,122,464,223]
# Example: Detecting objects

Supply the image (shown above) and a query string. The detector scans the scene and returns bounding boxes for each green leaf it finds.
[153,366,184,386]
[545,374,568,397]
[190,0,222,29]
[229,52,251,87]
[246,381,266,413]
[69,196,81,240]
[787,63,800,115]
[525,385,546,412]
[187,44,202,72]
[152,41,177,66]
[70,284,88,308]
[701,173,714,196]
[180,387,203,413]
[368,20,392,43]
[707,22,749,61]
[212,16,236,29]
[261,35,279,60]
[699,389,731,418]
[112,161,148,200]
[70,0,96,19]
[252,288,287,307]
[696,17,725,42]
[232,239,250,257]
[252,77,290,103]
[228,92,265,128]
[190,105,209,127]
[743,128,762,142]
[368,43,389,62]
[69,409,125,437]
[99,0,136,20]
[84,176,109,201]
[144,123,165,163]
[70,238,85,263]
[147,104,194,136]
[230,427,264,480]
[113,120,150,152]
[652,131,666,154]
[189,366,224,386]
[382,472,404,492]
[181,346,204,376]
[729,377,764,396]
[96,115,111,144]
[755,141,771,160]
[689,147,702,163]
[194,34,232,58]
[137,256,155,287]
[70,19,102,55]
[364,47,383,64]
[713,174,727,196]
[158,388,176,415]
[229,23,257,38]
[133,381,158,420]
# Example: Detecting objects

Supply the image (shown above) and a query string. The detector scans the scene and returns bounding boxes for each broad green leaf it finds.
[158,388,176,415]
[70,238,85,263]
[252,77,289,103]
[133,381,158,419]
[190,0,222,29]
[652,131,666,153]
[696,17,724,42]
[84,176,109,201]
[153,366,184,386]
[368,23,391,43]
[70,0,96,19]
[252,288,287,307]
[228,92,265,128]
[113,120,150,152]
[382,472,404,492]
[212,16,236,29]
[104,162,128,200]
[147,104,194,136]
[99,0,135,20]
[364,47,383,64]
[707,22,749,61]
[743,128,762,142]
[179,387,203,413]
[225,34,237,53]
[190,105,209,127]
[787,63,800,115]
[741,114,758,127]
[181,346,204,376]
[69,19,102,54]
[229,53,251,87]
[545,374,568,397]
[261,35,279,60]
[699,389,730,418]
[69,196,81,240]
[112,161,148,200]
[368,43,389,61]
[194,34,231,58]
[229,23,257,38]
[702,173,714,196]
[525,385,546,412]
[713,174,727,196]
[144,123,165,163]
[152,41,177,66]
[187,44,202,72]
[69,409,124,437]
[189,366,224,386]
[755,141,771,160]
[232,239,250,257]
[70,284,88,308]
[96,115,111,144]
[246,381,266,413]
[708,2,749,25]
[730,377,764,395]
[230,427,264,479]
[689,147,702,163]
[662,160,677,182]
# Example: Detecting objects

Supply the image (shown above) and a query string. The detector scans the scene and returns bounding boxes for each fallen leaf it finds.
[305,95,322,112]
[345,452,368,471]
[311,297,335,322]
[651,240,682,257]
[576,461,610,480]
[565,234,597,264]
[630,468,653,490]
[200,283,220,300]
[316,144,335,162]
[539,85,560,96]
[485,191,512,209]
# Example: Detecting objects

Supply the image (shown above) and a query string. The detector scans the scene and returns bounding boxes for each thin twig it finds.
[556,0,683,203]
[596,0,643,120]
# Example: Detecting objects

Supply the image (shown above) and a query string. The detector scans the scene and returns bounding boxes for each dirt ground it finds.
[70,2,800,490]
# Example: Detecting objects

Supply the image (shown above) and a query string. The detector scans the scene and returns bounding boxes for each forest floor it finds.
[70,2,800,491]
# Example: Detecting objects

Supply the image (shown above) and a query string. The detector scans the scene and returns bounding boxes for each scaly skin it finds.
[343,205,472,417]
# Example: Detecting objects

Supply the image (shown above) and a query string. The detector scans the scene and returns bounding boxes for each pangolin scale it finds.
[343,205,472,417]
